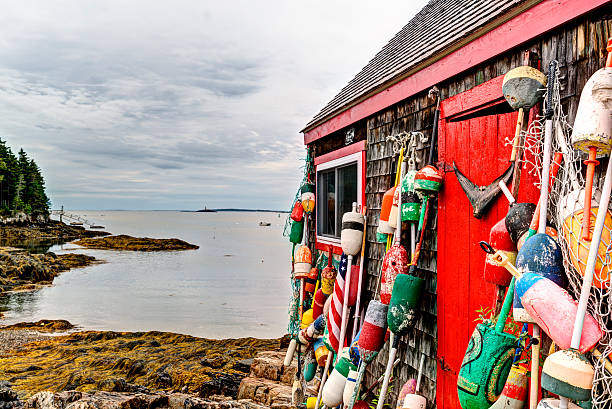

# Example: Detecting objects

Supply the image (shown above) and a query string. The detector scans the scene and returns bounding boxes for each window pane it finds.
[317,169,336,236]
[336,163,358,234]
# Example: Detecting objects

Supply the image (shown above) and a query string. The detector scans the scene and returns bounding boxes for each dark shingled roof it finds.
[303,0,526,132]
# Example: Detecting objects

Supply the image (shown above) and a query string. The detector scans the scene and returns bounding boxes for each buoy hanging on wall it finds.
[314,337,330,366]
[294,245,312,278]
[291,201,304,222]
[301,183,315,214]
[505,203,536,244]
[541,349,594,402]
[513,233,565,322]
[305,267,318,294]
[289,220,304,244]
[321,255,337,296]
[379,187,397,234]
[489,365,528,409]
[341,209,365,256]
[380,244,409,305]
[414,165,442,193]
[484,219,516,287]
[313,289,327,319]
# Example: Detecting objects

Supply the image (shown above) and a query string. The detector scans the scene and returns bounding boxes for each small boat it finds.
[259,222,271,226]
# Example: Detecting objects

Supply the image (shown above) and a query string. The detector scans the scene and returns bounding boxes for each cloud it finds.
[0,0,426,210]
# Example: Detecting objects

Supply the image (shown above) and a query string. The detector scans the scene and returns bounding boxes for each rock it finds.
[74,235,199,252]
[232,359,252,373]
[199,373,244,399]
[1,321,74,333]
[200,355,228,369]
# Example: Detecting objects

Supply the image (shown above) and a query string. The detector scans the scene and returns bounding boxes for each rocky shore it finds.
[0,324,291,409]
[74,235,199,251]
[0,250,98,294]
[0,220,109,245]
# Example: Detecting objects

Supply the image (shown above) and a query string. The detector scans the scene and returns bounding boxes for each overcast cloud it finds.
[0,1,426,210]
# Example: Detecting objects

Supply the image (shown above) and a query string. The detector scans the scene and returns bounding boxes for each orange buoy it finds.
[379,187,396,234]
[294,245,312,279]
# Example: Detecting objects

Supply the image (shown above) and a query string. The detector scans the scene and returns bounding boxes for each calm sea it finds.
[0,211,293,339]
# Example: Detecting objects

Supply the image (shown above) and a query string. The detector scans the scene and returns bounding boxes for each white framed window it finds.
[315,150,363,246]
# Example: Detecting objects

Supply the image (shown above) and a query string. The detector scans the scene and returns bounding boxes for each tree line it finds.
[0,139,50,216]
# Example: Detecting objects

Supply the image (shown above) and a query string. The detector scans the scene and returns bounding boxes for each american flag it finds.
[326,253,348,353]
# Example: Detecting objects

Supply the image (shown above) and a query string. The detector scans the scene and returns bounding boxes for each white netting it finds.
[511,61,612,408]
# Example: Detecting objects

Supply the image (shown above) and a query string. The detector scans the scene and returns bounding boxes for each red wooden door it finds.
[436,76,540,409]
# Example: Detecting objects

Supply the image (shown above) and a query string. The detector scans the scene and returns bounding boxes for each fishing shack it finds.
[287,1,612,408]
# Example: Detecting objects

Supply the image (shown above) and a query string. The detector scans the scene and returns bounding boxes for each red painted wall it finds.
[436,77,540,409]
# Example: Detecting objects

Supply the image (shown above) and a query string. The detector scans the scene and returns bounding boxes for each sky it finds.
[0,1,427,210]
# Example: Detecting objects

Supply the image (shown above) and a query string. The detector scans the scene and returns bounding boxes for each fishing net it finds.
[512,61,612,408]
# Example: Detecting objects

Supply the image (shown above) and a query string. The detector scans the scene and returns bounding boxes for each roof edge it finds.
[300,0,543,135]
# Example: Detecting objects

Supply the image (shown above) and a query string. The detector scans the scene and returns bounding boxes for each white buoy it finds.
[322,354,355,407]
[343,368,359,406]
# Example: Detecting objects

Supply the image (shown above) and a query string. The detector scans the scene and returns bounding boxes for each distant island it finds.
[196,206,217,213]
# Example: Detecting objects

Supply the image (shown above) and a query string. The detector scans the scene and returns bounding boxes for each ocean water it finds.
[0,211,293,339]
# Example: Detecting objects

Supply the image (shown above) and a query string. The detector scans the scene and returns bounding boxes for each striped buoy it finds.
[502,66,547,110]
[291,201,304,222]
[485,219,516,287]
[313,289,327,319]
[301,183,315,214]
[289,220,304,244]
[513,233,565,322]
[305,267,318,294]
[388,187,400,229]
[489,365,528,409]
[541,349,594,402]
[414,165,442,193]
[322,351,356,407]
[294,245,312,278]
[379,187,397,234]
[380,244,409,305]
[299,315,326,345]
[388,274,425,335]
[342,209,365,256]
[358,301,388,361]
[344,369,359,405]
[516,273,603,352]
[505,203,536,244]
[314,337,329,366]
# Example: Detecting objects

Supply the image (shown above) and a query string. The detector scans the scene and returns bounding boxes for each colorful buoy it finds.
[380,244,409,305]
[379,187,397,234]
[402,191,421,222]
[414,165,442,193]
[305,267,318,295]
[343,369,359,405]
[341,208,365,256]
[291,201,304,222]
[301,183,315,214]
[314,337,330,366]
[489,365,528,409]
[358,301,388,362]
[313,289,327,319]
[396,380,417,409]
[321,262,337,296]
[294,245,312,278]
[541,349,594,402]
[289,220,304,244]
[304,358,317,382]
[502,66,547,110]
[484,219,517,287]
[388,273,425,335]
[516,273,603,352]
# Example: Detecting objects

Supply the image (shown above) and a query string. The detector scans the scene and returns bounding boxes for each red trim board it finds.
[314,140,366,165]
[303,0,607,144]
